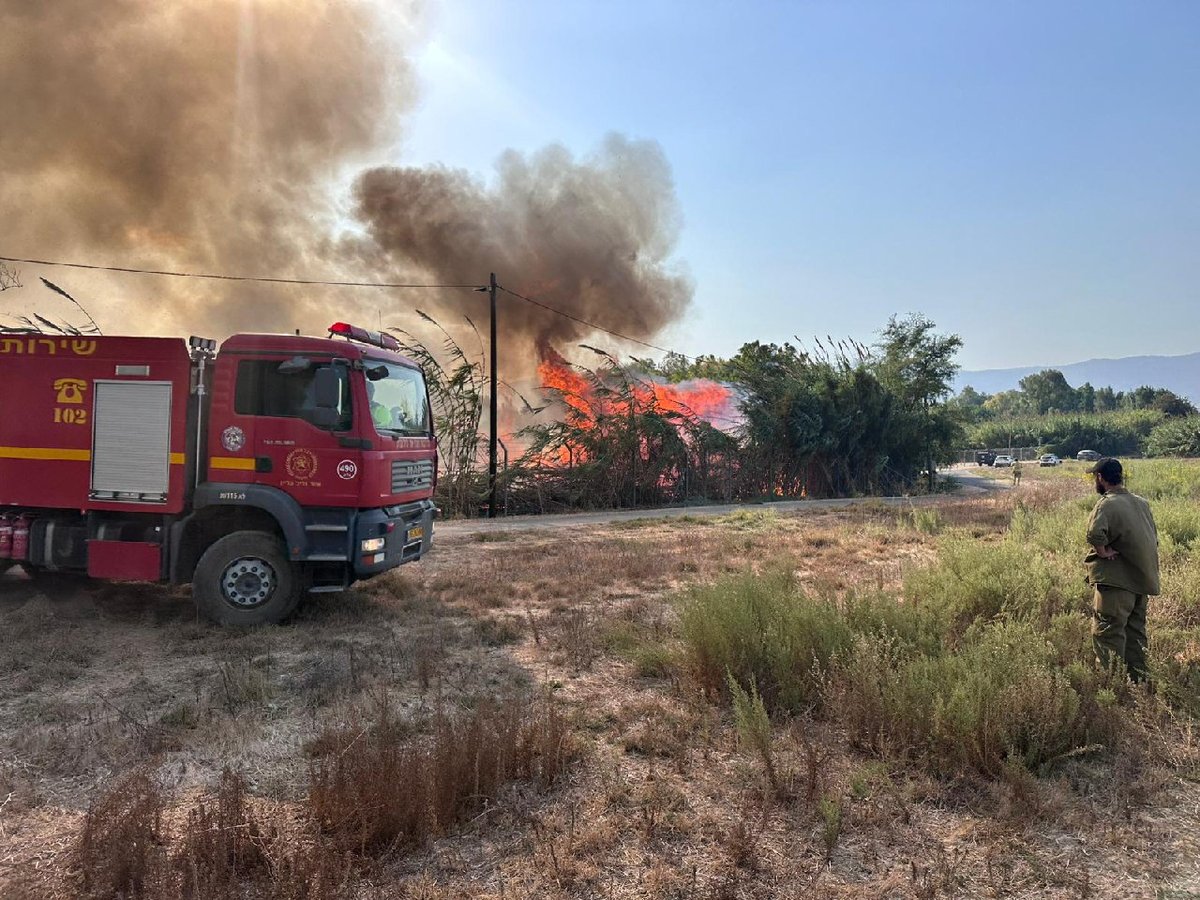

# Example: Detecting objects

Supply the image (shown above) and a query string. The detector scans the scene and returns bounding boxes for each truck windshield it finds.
[365,363,430,436]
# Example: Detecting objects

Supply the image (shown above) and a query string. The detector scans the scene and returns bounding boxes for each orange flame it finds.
[529,345,740,466]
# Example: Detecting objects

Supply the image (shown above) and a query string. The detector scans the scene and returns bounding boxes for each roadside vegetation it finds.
[5,460,1200,897]
[954,366,1200,460]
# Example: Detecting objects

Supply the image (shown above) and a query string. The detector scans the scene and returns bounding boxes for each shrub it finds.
[1147,627,1200,718]
[903,536,1072,636]
[1144,416,1200,458]
[308,694,574,854]
[74,770,169,899]
[836,622,1103,776]
[728,674,779,791]
[678,570,852,714]
[174,769,270,897]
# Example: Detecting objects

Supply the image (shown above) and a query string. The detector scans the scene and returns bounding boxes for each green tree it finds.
[949,385,991,422]
[1148,388,1196,418]
[1077,382,1096,413]
[982,390,1029,418]
[872,314,965,490]
[1018,369,1078,415]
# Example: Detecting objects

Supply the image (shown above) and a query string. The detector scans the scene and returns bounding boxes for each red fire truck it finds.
[0,323,437,625]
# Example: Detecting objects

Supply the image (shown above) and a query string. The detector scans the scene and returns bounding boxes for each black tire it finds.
[192,531,303,626]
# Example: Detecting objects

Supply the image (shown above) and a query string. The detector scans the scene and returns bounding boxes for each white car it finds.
[1039,454,1061,467]
[992,455,1015,467]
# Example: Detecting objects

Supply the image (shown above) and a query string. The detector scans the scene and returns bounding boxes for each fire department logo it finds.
[221,426,245,452]
[336,460,358,480]
[285,449,318,480]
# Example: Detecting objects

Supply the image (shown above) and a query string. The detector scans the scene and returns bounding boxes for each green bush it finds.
[1148,627,1200,717]
[902,535,1073,635]
[677,570,852,714]
[969,410,1163,457]
[1144,417,1200,458]
[836,621,1112,776]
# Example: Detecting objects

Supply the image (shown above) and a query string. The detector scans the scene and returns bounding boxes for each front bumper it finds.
[352,499,435,577]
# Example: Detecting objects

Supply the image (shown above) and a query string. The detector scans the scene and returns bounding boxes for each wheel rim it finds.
[219,556,277,608]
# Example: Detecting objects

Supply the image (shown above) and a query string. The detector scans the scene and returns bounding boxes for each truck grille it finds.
[391,459,433,494]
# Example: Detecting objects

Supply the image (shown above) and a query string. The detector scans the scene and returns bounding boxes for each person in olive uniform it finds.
[1083,458,1160,682]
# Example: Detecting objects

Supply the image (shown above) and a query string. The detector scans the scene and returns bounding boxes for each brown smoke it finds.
[0,0,418,335]
[0,1,691,363]
[351,137,693,358]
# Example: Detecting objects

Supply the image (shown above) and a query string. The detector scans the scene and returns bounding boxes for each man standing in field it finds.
[1084,458,1160,682]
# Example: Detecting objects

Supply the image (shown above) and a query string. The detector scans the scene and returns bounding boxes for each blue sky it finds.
[398,1,1200,370]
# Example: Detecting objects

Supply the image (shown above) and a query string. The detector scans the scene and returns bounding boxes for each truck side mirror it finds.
[310,367,341,429]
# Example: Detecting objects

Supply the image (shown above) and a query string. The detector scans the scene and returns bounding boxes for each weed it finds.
[74,769,168,898]
[903,534,1074,636]
[818,793,842,857]
[908,505,943,535]
[174,768,271,895]
[630,643,676,678]
[475,614,525,646]
[549,607,601,670]
[217,656,274,713]
[678,569,851,714]
[728,674,780,794]
[308,693,574,854]
[835,622,1112,777]
[473,530,517,542]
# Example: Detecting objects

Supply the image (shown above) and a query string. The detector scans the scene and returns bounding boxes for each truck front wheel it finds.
[193,531,302,626]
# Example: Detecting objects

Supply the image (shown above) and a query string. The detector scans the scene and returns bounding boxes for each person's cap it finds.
[1085,457,1122,481]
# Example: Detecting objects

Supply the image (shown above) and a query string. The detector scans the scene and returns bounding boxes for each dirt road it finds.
[437,467,1000,538]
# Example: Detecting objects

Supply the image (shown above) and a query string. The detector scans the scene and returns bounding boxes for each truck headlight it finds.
[361,537,386,553]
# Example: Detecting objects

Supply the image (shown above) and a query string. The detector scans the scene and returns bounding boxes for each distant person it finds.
[1012,459,1022,486]
[1083,458,1160,682]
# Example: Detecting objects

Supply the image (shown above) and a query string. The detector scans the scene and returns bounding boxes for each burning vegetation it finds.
[398,312,964,516]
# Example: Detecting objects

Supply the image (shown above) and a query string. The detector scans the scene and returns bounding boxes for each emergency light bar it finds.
[328,322,401,352]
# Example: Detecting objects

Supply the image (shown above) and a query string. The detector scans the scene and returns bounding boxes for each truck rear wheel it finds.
[193,531,302,626]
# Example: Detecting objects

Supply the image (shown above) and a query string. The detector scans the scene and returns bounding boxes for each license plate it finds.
[406,525,424,542]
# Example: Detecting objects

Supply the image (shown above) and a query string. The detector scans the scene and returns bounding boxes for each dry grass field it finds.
[3,469,1200,898]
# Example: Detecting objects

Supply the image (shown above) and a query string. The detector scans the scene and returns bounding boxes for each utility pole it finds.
[488,272,498,518]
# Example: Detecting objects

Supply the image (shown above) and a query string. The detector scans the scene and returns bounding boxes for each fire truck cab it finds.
[0,323,437,625]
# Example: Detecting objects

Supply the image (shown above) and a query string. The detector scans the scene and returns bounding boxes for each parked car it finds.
[1039,454,1061,467]
[1076,449,1102,462]
[975,450,997,466]
[992,455,1015,467]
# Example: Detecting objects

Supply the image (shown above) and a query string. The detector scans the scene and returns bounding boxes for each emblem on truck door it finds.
[222,426,246,452]
[285,449,318,480]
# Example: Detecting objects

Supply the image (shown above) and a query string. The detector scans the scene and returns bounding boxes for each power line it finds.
[1,252,698,362]
[496,284,688,359]
[0,255,481,290]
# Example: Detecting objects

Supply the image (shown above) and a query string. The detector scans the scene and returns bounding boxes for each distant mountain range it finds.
[954,352,1200,404]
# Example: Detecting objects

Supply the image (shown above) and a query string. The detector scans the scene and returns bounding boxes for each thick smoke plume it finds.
[0,1,691,370]
[0,0,417,335]
[352,137,692,359]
